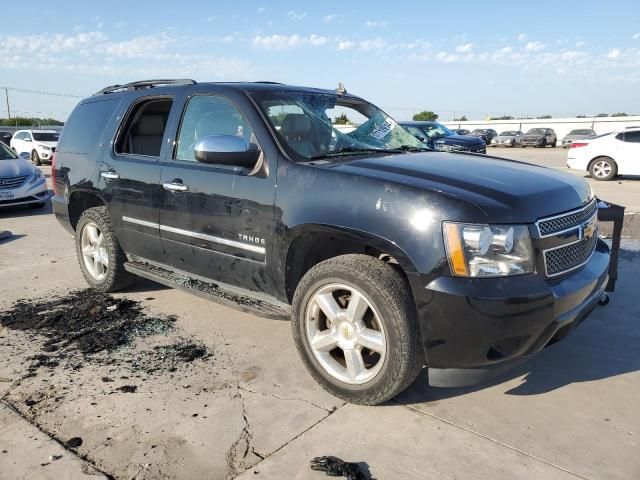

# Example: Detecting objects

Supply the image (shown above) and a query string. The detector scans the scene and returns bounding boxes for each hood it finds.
[0,158,37,178]
[323,152,592,223]
[434,135,485,147]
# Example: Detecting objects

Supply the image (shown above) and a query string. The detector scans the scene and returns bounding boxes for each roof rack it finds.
[94,79,197,95]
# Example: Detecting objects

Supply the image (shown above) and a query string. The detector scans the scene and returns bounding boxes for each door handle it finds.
[101,171,120,180]
[163,182,189,192]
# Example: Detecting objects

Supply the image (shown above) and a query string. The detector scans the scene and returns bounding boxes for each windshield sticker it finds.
[369,118,397,140]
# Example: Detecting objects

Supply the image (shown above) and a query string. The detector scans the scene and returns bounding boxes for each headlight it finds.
[443,223,534,277]
[29,169,44,184]
[38,144,51,150]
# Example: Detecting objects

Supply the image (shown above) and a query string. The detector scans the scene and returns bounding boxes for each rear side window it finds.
[624,131,640,143]
[115,97,173,157]
[57,99,119,154]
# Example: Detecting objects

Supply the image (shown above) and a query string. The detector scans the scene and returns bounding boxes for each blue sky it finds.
[1,0,639,121]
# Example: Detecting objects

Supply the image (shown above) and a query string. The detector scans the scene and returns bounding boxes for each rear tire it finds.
[551,139,557,147]
[31,150,41,166]
[75,206,135,292]
[291,254,423,405]
[589,157,617,181]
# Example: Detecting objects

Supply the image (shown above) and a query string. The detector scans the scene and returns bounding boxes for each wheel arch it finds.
[283,224,418,303]
[68,189,109,231]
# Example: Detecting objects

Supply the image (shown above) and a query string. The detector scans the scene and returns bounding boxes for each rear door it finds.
[157,89,278,295]
[617,131,640,175]
[99,93,183,263]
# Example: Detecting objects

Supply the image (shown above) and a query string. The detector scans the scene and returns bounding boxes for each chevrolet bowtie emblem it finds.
[580,217,597,240]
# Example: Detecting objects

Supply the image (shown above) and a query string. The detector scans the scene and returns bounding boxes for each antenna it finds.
[336,82,347,95]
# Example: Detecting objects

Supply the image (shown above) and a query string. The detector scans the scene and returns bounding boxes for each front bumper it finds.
[0,178,49,208]
[408,240,610,386]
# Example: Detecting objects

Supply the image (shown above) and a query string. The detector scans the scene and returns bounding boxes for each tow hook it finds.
[598,293,610,307]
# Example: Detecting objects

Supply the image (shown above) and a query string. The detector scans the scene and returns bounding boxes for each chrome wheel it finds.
[80,221,108,281]
[592,160,612,178]
[305,283,387,385]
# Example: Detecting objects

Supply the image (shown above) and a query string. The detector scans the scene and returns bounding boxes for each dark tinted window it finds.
[624,131,640,143]
[115,97,173,157]
[32,132,59,142]
[58,99,119,154]
[14,132,25,140]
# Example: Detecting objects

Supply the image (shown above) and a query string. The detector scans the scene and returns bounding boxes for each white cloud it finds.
[576,41,586,48]
[252,34,328,50]
[455,43,474,53]
[606,48,621,59]
[286,11,307,21]
[338,40,355,50]
[223,34,235,44]
[633,33,640,40]
[358,38,386,51]
[365,20,389,28]
[518,34,527,42]
[323,14,337,23]
[525,41,545,52]
[258,6,267,13]
[436,52,459,63]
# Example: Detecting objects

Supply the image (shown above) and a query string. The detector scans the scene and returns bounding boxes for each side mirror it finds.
[194,135,259,168]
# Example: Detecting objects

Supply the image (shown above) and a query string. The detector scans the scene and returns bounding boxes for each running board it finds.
[124,261,290,320]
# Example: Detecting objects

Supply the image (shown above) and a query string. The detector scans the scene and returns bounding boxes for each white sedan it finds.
[567,127,640,180]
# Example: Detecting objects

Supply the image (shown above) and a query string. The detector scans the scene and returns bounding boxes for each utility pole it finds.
[4,88,11,119]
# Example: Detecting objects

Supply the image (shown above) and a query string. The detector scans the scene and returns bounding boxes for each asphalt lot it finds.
[1,152,639,480]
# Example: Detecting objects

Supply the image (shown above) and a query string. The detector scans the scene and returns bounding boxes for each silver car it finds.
[0,144,48,209]
[490,130,524,147]
[562,128,596,148]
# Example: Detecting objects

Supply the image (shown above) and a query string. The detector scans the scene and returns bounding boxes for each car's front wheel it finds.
[589,157,618,181]
[31,150,41,166]
[291,254,423,405]
[75,206,135,292]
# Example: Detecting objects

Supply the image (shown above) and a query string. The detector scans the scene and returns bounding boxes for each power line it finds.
[0,87,85,99]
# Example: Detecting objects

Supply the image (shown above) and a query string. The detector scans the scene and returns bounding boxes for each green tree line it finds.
[0,117,64,127]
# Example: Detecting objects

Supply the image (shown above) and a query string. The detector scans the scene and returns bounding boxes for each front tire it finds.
[551,139,557,147]
[291,254,423,405]
[75,206,135,292]
[31,150,41,166]
[589,157,618,181]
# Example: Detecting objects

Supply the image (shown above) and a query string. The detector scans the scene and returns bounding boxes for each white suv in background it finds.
[567,127,640,181]
[10,129,59,166]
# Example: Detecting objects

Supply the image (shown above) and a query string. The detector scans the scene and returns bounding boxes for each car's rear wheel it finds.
[291,254,423,405]
[75,206,135,292]
[589,157,618,181]
[31,150,41,166]
[551,139,557,147]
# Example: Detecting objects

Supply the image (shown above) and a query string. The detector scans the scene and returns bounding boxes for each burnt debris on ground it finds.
[0,289,212,377]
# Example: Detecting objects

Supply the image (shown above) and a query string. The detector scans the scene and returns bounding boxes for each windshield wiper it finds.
[309,147,403,159]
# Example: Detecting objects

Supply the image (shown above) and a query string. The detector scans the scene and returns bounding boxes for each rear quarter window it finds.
[57,98,120,154]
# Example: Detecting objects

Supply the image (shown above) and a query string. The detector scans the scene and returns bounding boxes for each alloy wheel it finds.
[305,283,387,385]
[80,221,109,281]
[592,160,612,178]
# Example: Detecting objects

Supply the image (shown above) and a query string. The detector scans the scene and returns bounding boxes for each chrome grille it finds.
[0,175,28,190]
[544,234,597,277]
[536,199,597,237]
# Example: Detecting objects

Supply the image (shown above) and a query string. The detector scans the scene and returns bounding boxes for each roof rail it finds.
[253,81,284,85]
[94,79,197,95]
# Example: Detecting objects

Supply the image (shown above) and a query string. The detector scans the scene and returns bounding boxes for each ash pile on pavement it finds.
[0,289,211,376]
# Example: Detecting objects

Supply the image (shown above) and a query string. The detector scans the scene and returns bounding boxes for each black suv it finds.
[52,80,610,405]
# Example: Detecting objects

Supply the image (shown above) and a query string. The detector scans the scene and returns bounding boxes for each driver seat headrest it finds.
[281,114,312,140]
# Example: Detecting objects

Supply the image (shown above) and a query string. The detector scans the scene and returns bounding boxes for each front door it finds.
[158,92,277,295]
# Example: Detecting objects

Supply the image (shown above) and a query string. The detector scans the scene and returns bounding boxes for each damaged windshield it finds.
[254,91,425,160]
